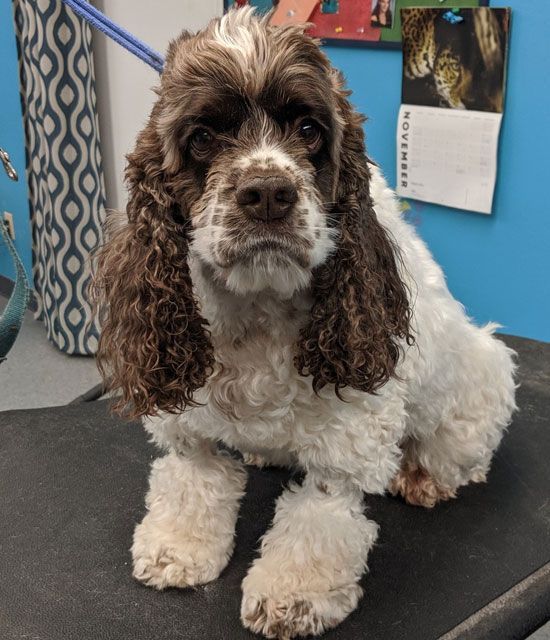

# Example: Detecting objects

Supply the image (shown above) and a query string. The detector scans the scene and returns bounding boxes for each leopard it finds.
[401,7,508,112]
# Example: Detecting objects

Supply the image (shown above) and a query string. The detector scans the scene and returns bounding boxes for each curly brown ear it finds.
[92,108,214,418]
[296,82,414,397]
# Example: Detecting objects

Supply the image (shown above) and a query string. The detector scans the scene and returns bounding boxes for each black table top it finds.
[0,335,549,640]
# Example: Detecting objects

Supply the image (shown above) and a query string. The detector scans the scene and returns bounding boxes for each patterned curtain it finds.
[13,0,105,355]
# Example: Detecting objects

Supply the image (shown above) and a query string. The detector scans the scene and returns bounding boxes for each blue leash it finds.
[61,0,165,74]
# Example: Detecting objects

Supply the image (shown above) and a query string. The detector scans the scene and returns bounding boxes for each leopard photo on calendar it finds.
[401,7,510,113]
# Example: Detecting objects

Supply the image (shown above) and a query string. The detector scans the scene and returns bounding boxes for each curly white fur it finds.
[131,162,516,637]
[132,445,246,589]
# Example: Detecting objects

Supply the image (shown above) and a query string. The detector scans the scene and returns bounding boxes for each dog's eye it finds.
[298,119,322,152]
[190,128,215,155]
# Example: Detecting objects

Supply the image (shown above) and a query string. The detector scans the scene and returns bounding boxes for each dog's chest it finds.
[187,336,322,452]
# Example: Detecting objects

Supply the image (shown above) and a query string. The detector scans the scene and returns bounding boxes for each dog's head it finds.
[93,8,413,417]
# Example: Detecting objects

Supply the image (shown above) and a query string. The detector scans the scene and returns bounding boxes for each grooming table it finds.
[1,335,549,640]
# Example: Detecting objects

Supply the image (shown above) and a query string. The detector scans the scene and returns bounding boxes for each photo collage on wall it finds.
[228,0,488,46]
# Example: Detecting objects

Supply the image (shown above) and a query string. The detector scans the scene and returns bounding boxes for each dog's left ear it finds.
[296,73,414,397]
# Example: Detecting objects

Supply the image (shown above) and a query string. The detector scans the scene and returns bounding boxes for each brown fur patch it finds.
[243,596,325,640]
[91,102,214,419]
[390,462,456,508]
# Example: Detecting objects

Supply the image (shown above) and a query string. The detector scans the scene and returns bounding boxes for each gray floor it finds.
[0,295,101,411]
[1,293,548,638]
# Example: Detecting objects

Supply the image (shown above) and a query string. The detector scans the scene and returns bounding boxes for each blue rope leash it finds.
[61,0,165,73]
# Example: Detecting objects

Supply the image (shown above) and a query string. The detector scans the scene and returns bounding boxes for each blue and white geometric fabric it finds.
[13,0,105,354]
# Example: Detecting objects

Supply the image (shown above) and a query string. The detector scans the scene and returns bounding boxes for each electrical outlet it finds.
[3,212,15,241]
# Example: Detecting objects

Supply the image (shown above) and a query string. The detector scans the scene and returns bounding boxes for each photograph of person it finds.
[371,0,394,29]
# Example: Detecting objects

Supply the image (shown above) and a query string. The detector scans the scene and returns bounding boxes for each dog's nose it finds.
[236,176,298,222]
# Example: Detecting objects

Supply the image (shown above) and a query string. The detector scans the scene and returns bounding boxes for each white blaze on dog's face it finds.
[156,8,343,297]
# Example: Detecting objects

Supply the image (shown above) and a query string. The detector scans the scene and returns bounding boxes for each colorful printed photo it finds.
[401,7,511,113]
[370,0,395,29]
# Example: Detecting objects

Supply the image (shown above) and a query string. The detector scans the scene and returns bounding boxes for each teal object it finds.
[250,0,273,13]
[227,0,273,14]
[0,218,30,363]
[321,0,339,15]
[442,10,464,24]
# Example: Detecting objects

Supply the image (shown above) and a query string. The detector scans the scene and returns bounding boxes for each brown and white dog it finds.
[93,8,516,638]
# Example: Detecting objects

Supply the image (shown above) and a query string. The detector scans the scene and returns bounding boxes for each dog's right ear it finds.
[92,103,214,419]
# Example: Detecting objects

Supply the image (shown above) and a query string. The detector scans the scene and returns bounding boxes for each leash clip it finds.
[0,148,18,182]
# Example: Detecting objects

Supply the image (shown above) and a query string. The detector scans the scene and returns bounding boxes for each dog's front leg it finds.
[132,424,247,590]
[241,473,378,639]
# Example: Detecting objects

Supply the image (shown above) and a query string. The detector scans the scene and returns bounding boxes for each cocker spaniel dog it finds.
[93,8,516,639]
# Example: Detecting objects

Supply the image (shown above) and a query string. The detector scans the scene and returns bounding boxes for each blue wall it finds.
[2,1,548,340]
[327,0,550,342]
[0,0,32,281]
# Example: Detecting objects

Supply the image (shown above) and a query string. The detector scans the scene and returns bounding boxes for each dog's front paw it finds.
[132,516,233,589]
[241,555,363,640]
[132,451,246,590]
[241,582,362,639]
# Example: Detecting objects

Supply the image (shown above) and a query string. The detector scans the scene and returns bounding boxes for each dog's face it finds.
[156,12,343,296]
[93,9,413,417]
